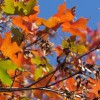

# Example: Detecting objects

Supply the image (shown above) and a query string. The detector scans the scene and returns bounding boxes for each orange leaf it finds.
[57,2,66,15]
[44,90,62,99]
[22,6,40,22]
[29,6,40,21]
[55,46,63,57]
[12,16,30,33]
[62,17,88,38]
[33,89,43,100]
[60,9,75,22]
[66,77,76,91]
[36,17,60,28]
[33,74,55,99]
[0,32,22,66]
[12,16,25,30]
[54,2,75,22]
[0,94,5,100]
[89,78,100,96]
[71,17,89,30]
[12,6,39,34]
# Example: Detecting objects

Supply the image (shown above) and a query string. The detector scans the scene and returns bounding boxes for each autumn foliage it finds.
[0,0,100,100]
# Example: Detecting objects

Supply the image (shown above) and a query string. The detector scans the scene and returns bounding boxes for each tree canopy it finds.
[0,0,100,100]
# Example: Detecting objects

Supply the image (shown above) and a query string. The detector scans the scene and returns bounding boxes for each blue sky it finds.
[38,0,100,29]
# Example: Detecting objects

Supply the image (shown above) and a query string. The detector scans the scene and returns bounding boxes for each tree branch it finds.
[46,71,80,88]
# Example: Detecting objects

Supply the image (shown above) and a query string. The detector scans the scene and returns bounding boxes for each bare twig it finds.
[25,68,58,88]
[23,37,40,49]
[10,69,19,88]
[46,71,80,88]
[78,42,100,59]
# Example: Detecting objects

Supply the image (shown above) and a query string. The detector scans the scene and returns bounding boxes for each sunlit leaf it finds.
[62,36,88,54]
[12,6,39,33]
[66,77,76,91]
[1,0,15,14]
[0,32,22,66]
[55,46,63,57]
[89,78,100,96]
[0,60,18,85]
[31,55,53,72]
[54,2,75,22]
[62,17,88,38]
[34,66,43,81]
[36,17,60,28]
[72,44,88,54]
[71,17,89,30]
[1,0,37,15]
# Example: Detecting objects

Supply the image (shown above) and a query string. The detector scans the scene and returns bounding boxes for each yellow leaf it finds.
[36,17,60,28]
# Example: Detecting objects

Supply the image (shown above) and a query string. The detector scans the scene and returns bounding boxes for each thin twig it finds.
[25,68,58,88]
[12,71,22,79]
[10,69,19,88]
[23,37,40,49]
[46,71,80,88]
[45,70,56,87]
[78,42,100,59]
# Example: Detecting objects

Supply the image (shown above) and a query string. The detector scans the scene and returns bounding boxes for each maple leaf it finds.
[0,32,22,66]
[62,17,89,38]
[66,77,76,91]
[54,2,88,38]
[12,6,39,34]
[1,0,37,15]
[36,17,60,28]
[55,46,63,57]
[54,2,75,22]
[0,94,5,100]
[89,78,100,97]
[0,60,19,86]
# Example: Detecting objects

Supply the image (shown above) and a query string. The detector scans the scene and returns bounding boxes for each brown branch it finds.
[25,68,58,88]
[10,69,18,88]
[78,42,100,59]
[0,87,67,98]
[12,71,22,79]
[23,37,40,49]
[46,71,80,88]
[45,70,55,87]
[0,71,80,96]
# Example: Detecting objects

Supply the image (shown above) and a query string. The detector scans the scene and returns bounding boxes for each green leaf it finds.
[62,36,88,54]
[62,39,69,48]
[71,44,88,54]
[11,27,24,46]
[62,36,76,48]
[31,56,41,66]
[1,0,15,14]
[0,60,18,85]
[1,0,38,15]
[31,56,53,72]
[21,97,29,100]
[14,0,38,15]
[34,66,43,81]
